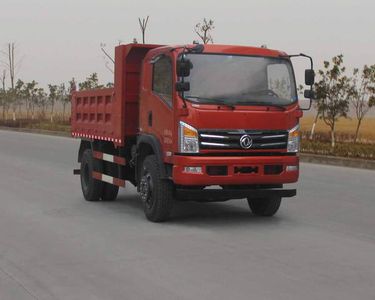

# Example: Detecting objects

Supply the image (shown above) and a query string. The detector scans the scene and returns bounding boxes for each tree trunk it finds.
[330,124,335,149]
[309,110,319,140]
[63,104,66,121]
[354,118,362,143]
[26,100,29,119]
[50,104,54,123]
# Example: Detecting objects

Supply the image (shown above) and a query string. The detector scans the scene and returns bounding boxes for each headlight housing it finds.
[287,124,300,153]
[179,121,199,153]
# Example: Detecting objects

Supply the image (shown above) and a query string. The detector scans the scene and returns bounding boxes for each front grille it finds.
[199,129,288,150]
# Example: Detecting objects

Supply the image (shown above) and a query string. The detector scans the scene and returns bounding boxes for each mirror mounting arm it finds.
[179,53,187,108]
[173,44,204,108]
[284,53,315,111]
[287,53,313,70]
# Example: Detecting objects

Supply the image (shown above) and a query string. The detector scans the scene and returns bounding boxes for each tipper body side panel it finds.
[71,44,161,146]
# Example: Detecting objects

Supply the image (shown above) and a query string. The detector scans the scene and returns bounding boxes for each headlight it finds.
[179,121,199,153]
[287,124,300,153]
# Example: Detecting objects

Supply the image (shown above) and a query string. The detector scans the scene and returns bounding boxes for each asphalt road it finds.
[0,130,374,300]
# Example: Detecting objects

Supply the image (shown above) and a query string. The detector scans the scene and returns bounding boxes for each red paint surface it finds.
[72,43,303,186]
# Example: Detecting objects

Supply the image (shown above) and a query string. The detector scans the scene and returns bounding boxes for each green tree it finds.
[297,84,322,140]
[79,73,103,90]
[48,84,58,122]
[30,81,40,120]
[23,80,38,119]
[37,87,47,119]
[349,65,375,143]
[58,83,70,121]
[315,55,350,148]
[13,79,24,120]
[194,18,215,44]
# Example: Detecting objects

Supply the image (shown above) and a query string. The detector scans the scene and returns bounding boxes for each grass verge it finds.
[301,140,375,160]
[0,119,70,133]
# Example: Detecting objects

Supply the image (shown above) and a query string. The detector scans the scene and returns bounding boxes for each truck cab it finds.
[71,43,314,222]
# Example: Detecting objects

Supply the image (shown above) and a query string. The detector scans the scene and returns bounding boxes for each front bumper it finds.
[172,155,299,186]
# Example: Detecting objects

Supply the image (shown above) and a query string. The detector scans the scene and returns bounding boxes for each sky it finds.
[0,0,374,89]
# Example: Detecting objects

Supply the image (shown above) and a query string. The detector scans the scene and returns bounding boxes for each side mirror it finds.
[304,89,315,99]
[305,69,315,85]
[176,81,190,92]
[177,59,192,77]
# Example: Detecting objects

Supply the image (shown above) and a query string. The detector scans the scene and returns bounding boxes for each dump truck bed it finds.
[71,43,161,146]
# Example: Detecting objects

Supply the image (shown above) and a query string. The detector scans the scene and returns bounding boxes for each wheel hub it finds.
[140,173,153,207]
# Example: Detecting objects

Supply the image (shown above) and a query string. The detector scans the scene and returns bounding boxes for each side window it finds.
[152,55,173,107]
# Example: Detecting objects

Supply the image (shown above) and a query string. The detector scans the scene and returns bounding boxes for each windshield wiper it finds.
[236,101,287,111]
[184,96,236,110]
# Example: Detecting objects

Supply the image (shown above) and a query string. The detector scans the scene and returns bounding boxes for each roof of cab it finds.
[169,44,286,57]
[116,43,287,58]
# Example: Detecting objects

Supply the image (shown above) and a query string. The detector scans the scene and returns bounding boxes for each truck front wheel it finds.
[139,155,174,222]
[80,149,103,201]
[247,196,282,217]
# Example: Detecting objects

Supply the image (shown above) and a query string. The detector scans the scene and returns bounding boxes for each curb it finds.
[299,153,375,170]
[1,126,374,171]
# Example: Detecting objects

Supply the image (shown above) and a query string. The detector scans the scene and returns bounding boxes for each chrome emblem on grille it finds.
[239,135,253,149]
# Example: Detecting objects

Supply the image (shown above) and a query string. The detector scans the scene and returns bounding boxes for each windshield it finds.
[183,54,297,106]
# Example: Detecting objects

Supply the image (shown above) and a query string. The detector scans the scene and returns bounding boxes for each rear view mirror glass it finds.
[177,59,192,77]
[304,89,315,99]
[305,69,315,85]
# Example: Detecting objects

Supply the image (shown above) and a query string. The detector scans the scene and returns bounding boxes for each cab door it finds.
[140,53,174,163]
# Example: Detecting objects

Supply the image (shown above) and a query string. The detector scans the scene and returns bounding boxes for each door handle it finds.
[148,111,153,127]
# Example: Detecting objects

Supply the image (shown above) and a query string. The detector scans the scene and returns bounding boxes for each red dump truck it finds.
[71,43,315,222]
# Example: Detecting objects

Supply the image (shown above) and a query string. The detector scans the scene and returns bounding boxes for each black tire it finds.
[80,149,103,201]
[247,196,282,217]
[101,183,119,201]
[101,162,119,201]
[139,155,174,222]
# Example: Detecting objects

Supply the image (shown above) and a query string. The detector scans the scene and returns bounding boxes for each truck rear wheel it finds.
[101,183,119,201]
[247,196,281,217]
[139,155,174,222]
[80,149,103,201]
